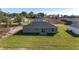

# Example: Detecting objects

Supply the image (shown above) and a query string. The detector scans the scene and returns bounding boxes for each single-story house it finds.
[61,18,79,25]
[68,18,79,35]
[61,18,72,25]
[47,15,56,18]
[23,19,57,35]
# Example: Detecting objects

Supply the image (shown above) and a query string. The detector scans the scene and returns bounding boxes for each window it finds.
[52,28,54,31]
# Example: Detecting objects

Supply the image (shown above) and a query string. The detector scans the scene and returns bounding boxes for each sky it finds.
[1,8,79,15]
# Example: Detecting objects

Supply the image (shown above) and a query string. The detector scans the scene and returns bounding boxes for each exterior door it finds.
[41,29,45,32]
[40,28,46,34]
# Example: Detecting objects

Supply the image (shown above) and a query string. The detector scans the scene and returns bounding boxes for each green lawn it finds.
[0,25,79,50]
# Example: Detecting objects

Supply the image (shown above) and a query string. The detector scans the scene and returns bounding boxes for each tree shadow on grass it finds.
[14,30,57,36]
[66,30,79,37]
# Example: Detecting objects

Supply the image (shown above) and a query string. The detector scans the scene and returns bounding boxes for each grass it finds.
[0,25,79,50]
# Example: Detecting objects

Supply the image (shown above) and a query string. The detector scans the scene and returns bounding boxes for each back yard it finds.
[0,25,79,50]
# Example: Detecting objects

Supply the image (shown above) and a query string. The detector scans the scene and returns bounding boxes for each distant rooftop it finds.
[32,18,48,22]
[61,18,79,21]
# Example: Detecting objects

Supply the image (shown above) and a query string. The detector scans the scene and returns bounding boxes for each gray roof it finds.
[62,18,79,21]
[24,19,56,28]
[32,18,46,22]
[71,24,79,28]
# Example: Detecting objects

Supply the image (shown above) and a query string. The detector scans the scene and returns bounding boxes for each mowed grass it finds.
[0,25,79,50]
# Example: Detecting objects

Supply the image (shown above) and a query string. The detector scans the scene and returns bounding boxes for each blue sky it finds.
[1,8,79,15]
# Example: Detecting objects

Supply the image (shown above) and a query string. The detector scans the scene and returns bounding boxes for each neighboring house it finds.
[23,19,57,35]
[47,15,56,18]
[68,18,79,35]
[61,18,72,25]
[47,14,60,19]
[61,18,79,25]
[68,23,79,35]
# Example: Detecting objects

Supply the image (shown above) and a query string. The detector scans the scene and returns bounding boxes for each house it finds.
[61,18,72,25]
[68,23,79,35]
[68,18,79,35]
[23,19,57,35]
[47,15,56,18]
[61,18,79,25]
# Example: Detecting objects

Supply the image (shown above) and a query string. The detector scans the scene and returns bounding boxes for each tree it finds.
[27,12,35,18]
[20,11,27,17]
[0,9,4,24]
[5,17,10,27]
[15,14,22,25]
[0,13,3,24]
[37,12,45,18]
[11,13,18,18]
[55,14,60,19]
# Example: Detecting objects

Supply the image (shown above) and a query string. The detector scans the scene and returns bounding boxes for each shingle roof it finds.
[61,18,79,22]
[24,19,56,28]
[71,24,79,28]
